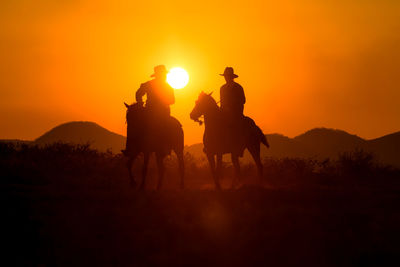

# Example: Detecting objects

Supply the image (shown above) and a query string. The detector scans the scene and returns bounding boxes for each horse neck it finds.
[127,108,144,130]
[203,102,221,130]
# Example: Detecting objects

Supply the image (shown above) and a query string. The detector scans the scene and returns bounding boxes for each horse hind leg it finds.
[248,144,264,185]
[139,153,150,191]
[156,152,165,191]
[231,154,241,190]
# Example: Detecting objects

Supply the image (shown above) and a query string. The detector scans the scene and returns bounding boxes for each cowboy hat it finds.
[220,67,238,78]
[151,65,168,77]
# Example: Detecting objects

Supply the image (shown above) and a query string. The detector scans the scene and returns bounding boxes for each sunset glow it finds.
[2,2,399,264]
[167,67,189,89]
[0,1,399,145]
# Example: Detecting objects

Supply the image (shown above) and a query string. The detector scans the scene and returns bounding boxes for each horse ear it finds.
[124,102,129,108]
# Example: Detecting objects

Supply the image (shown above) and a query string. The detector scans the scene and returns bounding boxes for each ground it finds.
[2,184,399,266]
[1,144,399,266]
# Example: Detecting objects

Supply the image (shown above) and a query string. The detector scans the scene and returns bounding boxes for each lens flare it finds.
[167,67,189,89]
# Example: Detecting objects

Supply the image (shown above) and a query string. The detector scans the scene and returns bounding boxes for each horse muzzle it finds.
[190,111,203,125]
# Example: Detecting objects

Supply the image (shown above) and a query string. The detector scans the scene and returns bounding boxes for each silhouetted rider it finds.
[131,65,175,154]
[136,65,175,118]
[220,67,246,119]
[219,67,246,155]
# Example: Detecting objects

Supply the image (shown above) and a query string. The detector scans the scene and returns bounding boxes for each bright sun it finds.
[167,67,189,89]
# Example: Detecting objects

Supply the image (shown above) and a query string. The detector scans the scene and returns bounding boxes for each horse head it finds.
[124,102,146,125]
[190,91,217,125]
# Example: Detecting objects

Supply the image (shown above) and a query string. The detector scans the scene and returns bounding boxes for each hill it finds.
[293,128,366,158]
[12,122,398,167]
[367,131,400,167]
[187,128,367,160]
[0,139,33,145]
[186,128,400,167]
[34,121,125,153]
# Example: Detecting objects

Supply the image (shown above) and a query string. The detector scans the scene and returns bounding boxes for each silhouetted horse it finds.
[190,92,269,190]
[123,102,184,190]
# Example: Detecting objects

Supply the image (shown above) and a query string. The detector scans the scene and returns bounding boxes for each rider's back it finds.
[137,79,175,117]
[220,81,245,118]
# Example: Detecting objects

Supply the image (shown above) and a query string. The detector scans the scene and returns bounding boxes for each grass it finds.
[1,143,399,266]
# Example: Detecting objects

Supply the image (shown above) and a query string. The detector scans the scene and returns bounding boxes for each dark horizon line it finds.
[1,120,399,145]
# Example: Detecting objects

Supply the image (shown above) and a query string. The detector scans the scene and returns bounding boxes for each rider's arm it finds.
[135,82,148,104]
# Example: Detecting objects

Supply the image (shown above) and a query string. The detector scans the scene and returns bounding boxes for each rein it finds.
[194,116,204,126]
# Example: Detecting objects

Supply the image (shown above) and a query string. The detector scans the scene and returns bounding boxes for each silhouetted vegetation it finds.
[1,143,399,266]
[2,142,398,189]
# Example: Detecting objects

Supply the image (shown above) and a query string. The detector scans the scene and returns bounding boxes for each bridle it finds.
[193,116,204,126]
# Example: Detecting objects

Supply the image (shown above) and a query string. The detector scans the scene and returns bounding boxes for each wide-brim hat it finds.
[220,67,238,78]
[151,65,168,77]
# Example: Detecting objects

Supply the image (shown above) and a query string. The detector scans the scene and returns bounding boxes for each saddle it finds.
[203,113,249,157]
[125,104,181,155]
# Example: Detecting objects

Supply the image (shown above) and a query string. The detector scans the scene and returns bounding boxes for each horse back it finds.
[126,106,184,153]
[243,116,268,146]
[203,115,267,155]
[169,116,182,129]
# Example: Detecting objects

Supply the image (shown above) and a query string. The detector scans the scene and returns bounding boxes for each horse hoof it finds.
[130,180,137,188]
[138,183,145,191]
[156,184,162,191]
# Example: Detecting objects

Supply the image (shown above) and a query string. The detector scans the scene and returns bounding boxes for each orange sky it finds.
[1,0,400,144]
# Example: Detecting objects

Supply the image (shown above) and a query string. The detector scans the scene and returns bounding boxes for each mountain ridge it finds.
[34,121,125,153]
[3,122,399,167]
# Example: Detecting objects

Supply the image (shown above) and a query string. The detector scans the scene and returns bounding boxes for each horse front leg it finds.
[231,154,241,190]
[216,153,223,184]
[127,153,138,188]
[139,153,150,191]
[156,152,165,191]
[175,150,185,190]
[207,153,221,190]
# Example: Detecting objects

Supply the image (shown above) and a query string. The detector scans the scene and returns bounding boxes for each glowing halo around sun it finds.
[167,67,189,89]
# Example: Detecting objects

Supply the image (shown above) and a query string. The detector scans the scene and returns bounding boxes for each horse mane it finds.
[199,92,219,110]
[126,103,145,122]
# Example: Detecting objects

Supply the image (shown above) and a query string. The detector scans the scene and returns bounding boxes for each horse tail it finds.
[167,116,184,151]
[244,116,270,148]
[256,125,269,148]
